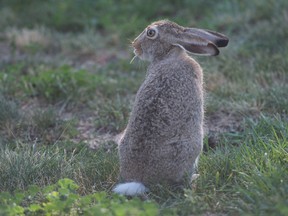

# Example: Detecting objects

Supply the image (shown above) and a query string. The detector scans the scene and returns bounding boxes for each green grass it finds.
[0,115,287,215]
[0,0,287,215]
[0,142,118,193]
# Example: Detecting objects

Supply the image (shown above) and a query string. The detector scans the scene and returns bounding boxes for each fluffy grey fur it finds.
[115,20,228,192]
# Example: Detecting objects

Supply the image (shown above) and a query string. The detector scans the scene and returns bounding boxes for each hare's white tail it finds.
[113,182,148,196]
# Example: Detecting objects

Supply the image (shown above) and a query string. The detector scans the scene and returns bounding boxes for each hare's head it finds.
[132,20,229,62]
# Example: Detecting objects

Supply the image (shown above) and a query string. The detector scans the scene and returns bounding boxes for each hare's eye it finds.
[146,29,157,38]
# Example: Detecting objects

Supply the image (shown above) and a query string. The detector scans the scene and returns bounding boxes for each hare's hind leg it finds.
[115,128,127,145]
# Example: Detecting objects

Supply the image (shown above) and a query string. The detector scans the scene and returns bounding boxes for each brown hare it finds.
[113,20,229,196]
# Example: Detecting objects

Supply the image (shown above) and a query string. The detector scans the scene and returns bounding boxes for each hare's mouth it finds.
[132,41,142,57]
[133,47,142,56]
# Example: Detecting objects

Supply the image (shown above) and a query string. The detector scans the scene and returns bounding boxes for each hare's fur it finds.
[113,20,228,195]
[119,50,203,184]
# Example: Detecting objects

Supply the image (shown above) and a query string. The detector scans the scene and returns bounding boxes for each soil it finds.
[205,110,245,149]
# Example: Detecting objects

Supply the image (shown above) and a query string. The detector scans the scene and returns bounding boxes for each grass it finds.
[0,0,287,215]
[0,143,119,193]
[2,115,286,215]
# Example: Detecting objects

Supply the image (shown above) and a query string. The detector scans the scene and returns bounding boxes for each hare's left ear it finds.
[171,28,229,56]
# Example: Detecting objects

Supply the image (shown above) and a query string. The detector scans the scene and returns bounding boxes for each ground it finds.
[0,1,287,215]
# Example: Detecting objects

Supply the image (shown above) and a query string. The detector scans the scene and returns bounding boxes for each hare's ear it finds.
[185,28,229,48]
[172,28,229,56]
[174,34,220,56]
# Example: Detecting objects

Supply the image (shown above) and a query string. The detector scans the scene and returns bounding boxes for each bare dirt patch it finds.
[206,109,245,134]
[205,109,260,149]
[73,116,116,150]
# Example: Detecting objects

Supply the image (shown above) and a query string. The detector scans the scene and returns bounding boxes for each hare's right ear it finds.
[174,37,220,56]
[171,28,229,56]
[185,28,229,48]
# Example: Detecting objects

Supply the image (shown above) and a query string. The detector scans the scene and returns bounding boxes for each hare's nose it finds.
[132,39,140,47]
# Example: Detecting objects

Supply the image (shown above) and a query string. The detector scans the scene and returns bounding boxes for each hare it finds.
[113,20,228,196]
